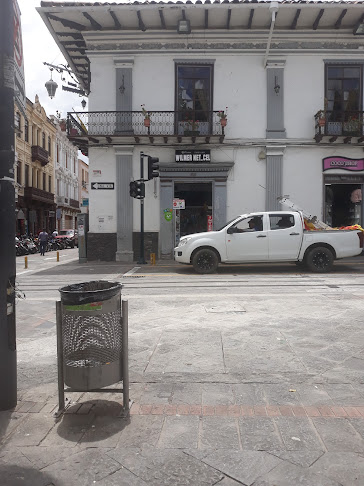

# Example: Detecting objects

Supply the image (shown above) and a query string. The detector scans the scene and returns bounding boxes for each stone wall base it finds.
[87,233,117,261]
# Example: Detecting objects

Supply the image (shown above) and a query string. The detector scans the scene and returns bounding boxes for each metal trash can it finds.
[58,280,123,391]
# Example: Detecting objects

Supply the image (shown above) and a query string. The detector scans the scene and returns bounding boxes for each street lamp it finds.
[43,61,87,99]
[45,69,58,99]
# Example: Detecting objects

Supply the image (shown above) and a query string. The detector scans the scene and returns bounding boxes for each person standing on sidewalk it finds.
[38,229,48,256]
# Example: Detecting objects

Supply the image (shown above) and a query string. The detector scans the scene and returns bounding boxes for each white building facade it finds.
[39,0,364,261]
[51,117,80,231]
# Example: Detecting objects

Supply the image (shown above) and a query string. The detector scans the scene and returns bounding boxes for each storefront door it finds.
[174,182,212,239]
[325,182,362,227]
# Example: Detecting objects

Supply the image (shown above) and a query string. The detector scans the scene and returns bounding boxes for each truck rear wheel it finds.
[305,247,334,273]
[192,248,218,274]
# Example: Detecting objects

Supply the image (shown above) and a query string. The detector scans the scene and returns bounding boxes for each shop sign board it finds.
[207,215,213,231]
[173,198,185,210]
[323,157,364,172]
[175,150,211,163]
[91,182,114,190]
[82,198,89,207]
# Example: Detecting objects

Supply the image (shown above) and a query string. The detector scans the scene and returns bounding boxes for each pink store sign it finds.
[323,157,364,172]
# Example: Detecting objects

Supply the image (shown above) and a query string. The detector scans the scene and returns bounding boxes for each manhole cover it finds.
[205,304,246,313]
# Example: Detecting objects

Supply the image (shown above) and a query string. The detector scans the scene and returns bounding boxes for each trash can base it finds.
[64,359,122,391]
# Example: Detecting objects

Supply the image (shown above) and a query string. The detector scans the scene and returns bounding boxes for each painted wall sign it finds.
[323,157,364,172]
[175,150,211,163]
[91,182,114,190]
[164,208,173,221]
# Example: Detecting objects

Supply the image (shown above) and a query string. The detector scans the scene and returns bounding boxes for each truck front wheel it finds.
[192,248,218,274]
[305,247,334,273]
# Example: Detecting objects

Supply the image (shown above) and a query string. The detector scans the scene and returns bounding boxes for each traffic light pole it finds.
[137,152,147,264]
[0,0,17,410]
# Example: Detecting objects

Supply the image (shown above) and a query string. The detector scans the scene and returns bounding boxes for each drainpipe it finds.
[264,2,279,68]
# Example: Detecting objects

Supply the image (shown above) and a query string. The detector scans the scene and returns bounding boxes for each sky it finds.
[18,0,89,120]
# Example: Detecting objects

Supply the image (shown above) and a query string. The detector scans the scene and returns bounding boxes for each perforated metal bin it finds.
[58,281,123,391]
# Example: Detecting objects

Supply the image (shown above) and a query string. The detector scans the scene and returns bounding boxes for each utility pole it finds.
[137,152,147,264]
[0,0,17,410]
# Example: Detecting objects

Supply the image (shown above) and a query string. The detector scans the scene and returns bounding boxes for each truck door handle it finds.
[290,232,299,235]
[256,234,267,238]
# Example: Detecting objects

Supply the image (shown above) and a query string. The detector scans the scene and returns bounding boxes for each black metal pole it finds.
[137,152,146,264]
[0,0,17,410]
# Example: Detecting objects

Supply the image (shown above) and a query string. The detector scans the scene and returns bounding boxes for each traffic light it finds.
[129,180,145,199]
[147,156,160,180]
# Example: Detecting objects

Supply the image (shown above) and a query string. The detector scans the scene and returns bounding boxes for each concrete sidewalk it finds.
[2,255,364,485]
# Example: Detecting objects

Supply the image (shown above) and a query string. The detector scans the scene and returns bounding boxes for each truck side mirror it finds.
[227,226,237,234]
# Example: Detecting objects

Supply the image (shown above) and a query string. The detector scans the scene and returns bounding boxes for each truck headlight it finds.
[178,237,191,247]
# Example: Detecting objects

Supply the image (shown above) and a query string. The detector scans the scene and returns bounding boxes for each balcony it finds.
[314,111,364,144]
[24,187,55,205]
[31,145,49,166]
[69,198,80,209]
[67,111,226,154]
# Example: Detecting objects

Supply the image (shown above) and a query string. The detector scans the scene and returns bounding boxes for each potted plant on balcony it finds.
[217,108,228,127]
[317,98,328,127]
[141,104,151,127]
[184,119,200,136]
[345,115,363,135]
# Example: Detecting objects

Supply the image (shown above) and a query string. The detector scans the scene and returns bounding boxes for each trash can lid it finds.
[59,280,122,305]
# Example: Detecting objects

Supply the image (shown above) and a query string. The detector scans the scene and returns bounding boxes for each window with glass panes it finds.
[43,172,46,190]
[48,136,51,156]
[17,161,21,184]
[42,132,46,149]
[49,175,52,192]
[176,65,213,127]
[24,119,28,142]
[25,165,29,187]
[326,65,362,124]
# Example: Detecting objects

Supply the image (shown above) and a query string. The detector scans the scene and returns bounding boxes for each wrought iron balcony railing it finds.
[31,145,49,166]
[67,111,226,139]
[24,187,55,204]
[315,110,364,141]
[69,198,80,209]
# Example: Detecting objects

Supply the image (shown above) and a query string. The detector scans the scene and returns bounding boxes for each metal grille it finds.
[62,310,122,368]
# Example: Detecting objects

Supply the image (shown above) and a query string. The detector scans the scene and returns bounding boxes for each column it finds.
[265,146,285,211]
[115,147,134,262]
[160,179,174,259]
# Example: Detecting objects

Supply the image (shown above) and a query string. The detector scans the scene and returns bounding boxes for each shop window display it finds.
[325,184,362,227]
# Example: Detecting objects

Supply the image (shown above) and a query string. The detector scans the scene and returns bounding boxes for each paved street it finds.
[2,251,364,485]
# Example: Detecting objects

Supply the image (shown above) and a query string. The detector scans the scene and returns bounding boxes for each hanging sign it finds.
[175,150,211,163]
[323,157,364,172]
[173,198,185,210]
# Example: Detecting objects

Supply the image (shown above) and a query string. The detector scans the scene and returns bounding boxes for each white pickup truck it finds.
[174,211,363,274]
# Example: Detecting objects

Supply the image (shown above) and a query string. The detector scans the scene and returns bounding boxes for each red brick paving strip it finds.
[215,405,228,416]
[177,405,190,415]
[151,405,165,415]
[190,405,202,415]
[344,407,362,418]
[254,406,267,417]
[330,406,348,417]
[164,404,178,415]
[318,406,335,417]
[139,404,153,415]
[130,403,140,415]
[266,406,281,417]
[292,406,307,417]
[356,407,364,418]
[203,406,215,416]
[241,406,255,416]
[279,406,294,417]
[304,406,321,417]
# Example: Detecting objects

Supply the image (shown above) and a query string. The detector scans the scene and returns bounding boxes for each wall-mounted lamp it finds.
[119,75,126,94]
[274,76,280,94]
[81,99,87,109]
[45,69,58,99]
[178,19,191,34]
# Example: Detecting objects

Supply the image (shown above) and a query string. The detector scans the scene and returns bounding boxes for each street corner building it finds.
[37,0,364,262]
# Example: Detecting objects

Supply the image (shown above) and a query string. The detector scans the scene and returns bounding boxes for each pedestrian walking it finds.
[38,229,48,255]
